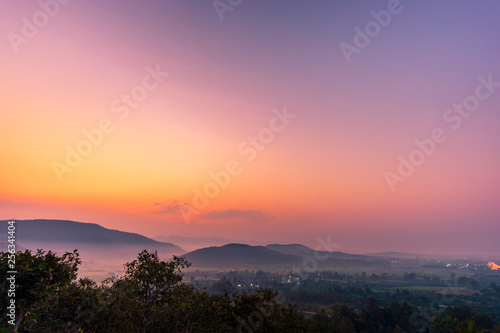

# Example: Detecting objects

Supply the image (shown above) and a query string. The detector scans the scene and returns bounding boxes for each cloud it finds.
[151,200,186,215]
[201,209,273,222]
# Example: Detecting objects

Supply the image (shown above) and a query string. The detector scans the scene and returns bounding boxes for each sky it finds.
[1,0,500,255]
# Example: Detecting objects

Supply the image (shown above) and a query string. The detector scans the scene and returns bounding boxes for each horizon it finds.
[2,1,500,256]
[3,218,500,258]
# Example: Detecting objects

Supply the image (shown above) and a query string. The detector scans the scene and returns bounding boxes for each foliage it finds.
[0,249,80,332]
[2,249,499,332]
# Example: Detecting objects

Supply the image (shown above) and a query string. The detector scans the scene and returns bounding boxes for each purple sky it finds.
[1,0,500,254]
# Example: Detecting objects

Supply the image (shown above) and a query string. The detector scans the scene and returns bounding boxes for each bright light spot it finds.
[488,262,500,270]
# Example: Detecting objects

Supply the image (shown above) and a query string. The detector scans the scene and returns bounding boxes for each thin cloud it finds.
[151,200,186,214]
[201,209,273,222]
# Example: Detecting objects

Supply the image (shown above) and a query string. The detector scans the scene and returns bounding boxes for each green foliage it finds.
[97,252,303,332]
[1,249,302,332]
[101,251,191,332]
[25,278,105,332]
[429,306,494,333]
[2,249,498,332]
[0,249,80,331]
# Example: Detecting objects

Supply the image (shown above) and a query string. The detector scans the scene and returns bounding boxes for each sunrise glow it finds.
[1,1,500,255]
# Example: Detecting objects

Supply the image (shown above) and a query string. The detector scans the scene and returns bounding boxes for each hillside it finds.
[266,243,316,257]
[182,243,386,269]
[155,235,244,252]
[0,220,387,272]
[266,243,382,267]
[0,219,185,261]
[183,243,303,269]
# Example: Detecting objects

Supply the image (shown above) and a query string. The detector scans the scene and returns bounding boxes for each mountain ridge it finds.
[0,219,186,259]
[0,220,386,269]
[183,243,303,269]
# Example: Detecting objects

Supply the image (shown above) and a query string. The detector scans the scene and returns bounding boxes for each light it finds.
[488,262,499,270]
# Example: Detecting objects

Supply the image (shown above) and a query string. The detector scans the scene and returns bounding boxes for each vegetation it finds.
[1,249,499,332]
[0,249,80,332]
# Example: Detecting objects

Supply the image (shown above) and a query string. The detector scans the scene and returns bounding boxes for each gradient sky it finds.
[1,0,500,255]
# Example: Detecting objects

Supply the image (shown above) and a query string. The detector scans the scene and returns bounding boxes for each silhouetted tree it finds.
[0,249,80,332]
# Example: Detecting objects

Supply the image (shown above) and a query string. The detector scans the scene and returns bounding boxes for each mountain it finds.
[0,220,181,247]
[266,244,380,265]
[0,219,185,260]
[183,243,303,269]
[266,244,317,257]
[156,235,236,244]
[182,243,387,269]
[0,219,387,274]
[154,235,247,252]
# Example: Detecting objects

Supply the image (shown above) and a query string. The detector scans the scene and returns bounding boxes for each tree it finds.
[102,250,190,333]
[337,317,356,333]
[26,277,105,332]
[98,250,303,332]
[0,249,80,332]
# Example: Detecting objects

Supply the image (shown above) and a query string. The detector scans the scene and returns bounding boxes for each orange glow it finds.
[2,1,500,255]
[489,262,500,271]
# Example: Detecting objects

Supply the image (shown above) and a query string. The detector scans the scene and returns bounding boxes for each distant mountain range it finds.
[154,235,247,252]
[266,244,371,261]
[0,219,185,261]
[0,220,182,247]
[183,243,386,269]
[266,243,315,257]
[183,244,302,269]
[0,220,389,270]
